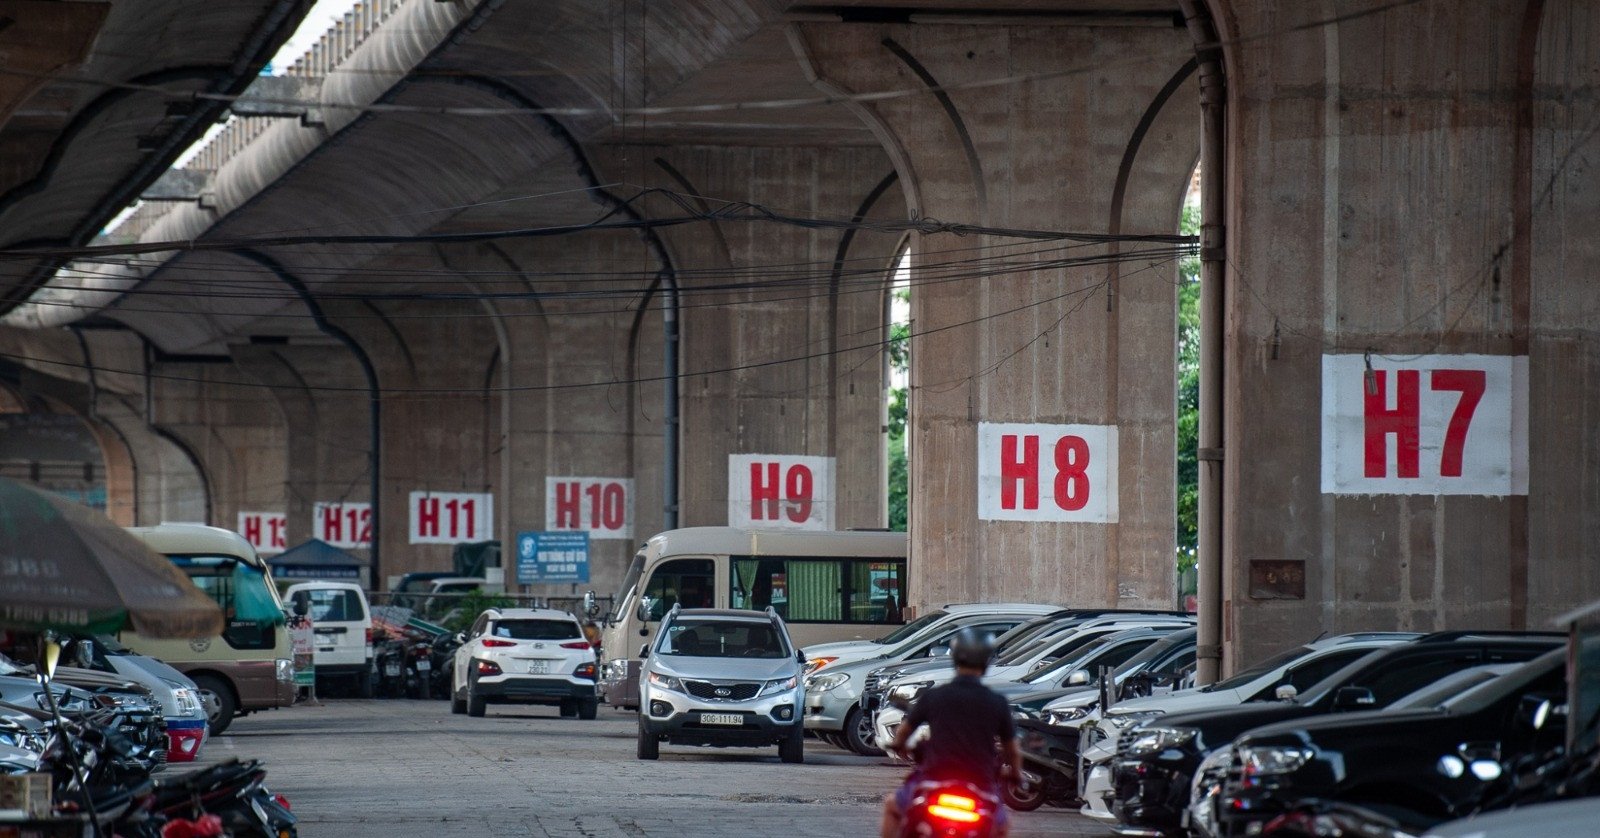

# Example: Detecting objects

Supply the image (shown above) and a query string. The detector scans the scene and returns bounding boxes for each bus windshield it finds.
[613,553,645,621]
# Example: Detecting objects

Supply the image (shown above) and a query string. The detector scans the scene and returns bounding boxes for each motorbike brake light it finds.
[274,794,292,811]
[927,793,982,824]
[482,638,517,648]
[560,641,591,650]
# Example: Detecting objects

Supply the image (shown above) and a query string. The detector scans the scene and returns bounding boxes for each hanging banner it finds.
[288,614,315,688]
[236,511,287,555]
[313,502,371,549]
[727,454,835,531]
[545,477,634,539]
[1321,354,1528,496]
[516,531,590,584]
[408,491,494,544]
[977,422,1119,523]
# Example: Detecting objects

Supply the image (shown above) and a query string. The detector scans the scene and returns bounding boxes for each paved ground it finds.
[193,699,1106,837]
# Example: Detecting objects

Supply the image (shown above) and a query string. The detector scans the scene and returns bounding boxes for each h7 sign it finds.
[545,477,633,539]
[313,502,371,549]
[236,511,286,555]
[727,454,835,530]
[1321,354,1528,495]
[977,423,1119,523]
[409,492,494,544]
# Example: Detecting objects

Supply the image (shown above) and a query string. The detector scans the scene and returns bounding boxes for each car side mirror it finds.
[583,590,598,618]
[1333,686,1376,711]
[797,650,807,664]
[1065,670,1091,687]
[928,645,950,658]
[454,632,466,645]
[1274,684,1299,702]
[638,644,650,659]
[636,596,654,623]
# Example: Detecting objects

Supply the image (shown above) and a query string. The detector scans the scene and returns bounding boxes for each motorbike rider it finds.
[880,628,1021,838]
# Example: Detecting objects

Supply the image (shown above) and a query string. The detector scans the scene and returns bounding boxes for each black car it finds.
[1109,632,1561,836]
[1217,648,1567,834]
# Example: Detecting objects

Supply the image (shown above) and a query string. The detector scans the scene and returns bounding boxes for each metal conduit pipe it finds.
[1178,0,1227,685]
[236,249,382,584]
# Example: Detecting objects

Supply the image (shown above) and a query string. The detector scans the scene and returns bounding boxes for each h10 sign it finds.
[236,511,286,555]
[409,492,494,544]
[1321,354,1527,496]
[977,423,1119,523]
[727,454,835,530]
[313,502,370,549]
[545,477,633,539]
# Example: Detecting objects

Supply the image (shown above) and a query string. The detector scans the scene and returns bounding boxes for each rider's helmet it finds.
[948,628,994,671]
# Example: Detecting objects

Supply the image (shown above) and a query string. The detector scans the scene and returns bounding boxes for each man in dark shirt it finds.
[880,628,1020,838]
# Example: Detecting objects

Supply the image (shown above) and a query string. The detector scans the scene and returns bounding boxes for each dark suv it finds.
[1110,632,1561,836]
[1218,648,1567,834]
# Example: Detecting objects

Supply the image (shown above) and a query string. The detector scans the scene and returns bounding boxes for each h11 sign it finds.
[977,422,1119,523]
[237,511,287,555]
[545,477,633,539]
[313,502,370,549]
[517,531,590,584]
[1321,354,1528,496]
[727,454,835,530]
[409,491,494,544]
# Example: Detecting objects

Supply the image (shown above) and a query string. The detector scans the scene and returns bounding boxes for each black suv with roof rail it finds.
[1110,631,1561,836]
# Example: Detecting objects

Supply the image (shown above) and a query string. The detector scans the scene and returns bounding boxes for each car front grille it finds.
[683,680,760,701]
[863,672,881,693]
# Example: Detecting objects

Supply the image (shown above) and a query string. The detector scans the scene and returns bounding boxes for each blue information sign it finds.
[516,531,590,584]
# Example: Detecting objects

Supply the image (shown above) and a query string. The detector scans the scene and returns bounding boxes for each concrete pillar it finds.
[793,19,1195,611]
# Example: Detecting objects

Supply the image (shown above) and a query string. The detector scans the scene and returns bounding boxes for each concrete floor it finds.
[193,698,1106,837]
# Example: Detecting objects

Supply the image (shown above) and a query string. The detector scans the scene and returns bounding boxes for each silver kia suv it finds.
[636,606,805,763]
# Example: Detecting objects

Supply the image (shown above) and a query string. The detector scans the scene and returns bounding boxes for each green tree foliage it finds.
[886,293,910,532]
[1176,204,1201,574]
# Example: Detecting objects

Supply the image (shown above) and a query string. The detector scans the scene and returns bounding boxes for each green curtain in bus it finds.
[732,560,758,610]
[232,564,286,625]
[786,561,841,621]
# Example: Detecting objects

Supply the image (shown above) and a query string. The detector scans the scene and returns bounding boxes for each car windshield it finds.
[1389,666,1514,710]
[1022,637,1112,683]
[291,588,366,622]
[1111,628,1197,681]
[992,618,1066,664]
[874,610,945,644]
[1203,645,1312,692]
[660,619,787,658]
[1439,651,1565,715]
[492,619,580,641]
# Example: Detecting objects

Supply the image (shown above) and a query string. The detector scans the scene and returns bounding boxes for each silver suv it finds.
[637,607,805,763]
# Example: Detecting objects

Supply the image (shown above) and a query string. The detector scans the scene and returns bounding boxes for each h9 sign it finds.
[313,502,371,549]
[236,511,287,555]
[409,492,494,544]
[545,477,633,539]
[977,422,1119,523]
[1321,354,1527,496]
[727,454,835,531]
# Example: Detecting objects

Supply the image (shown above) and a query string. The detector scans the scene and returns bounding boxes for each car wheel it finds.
[450,678,466,714]
[192,675,236,736]
[842,707,883,757]
[1003,780,1046,812]
[356,665,375,699]
[779,724,805,764]
[578,699,599,721]
[636,717,659,760]
[559,700,577,718]
[467,681,486,718]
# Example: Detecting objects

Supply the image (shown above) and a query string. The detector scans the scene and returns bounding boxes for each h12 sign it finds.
[977,423,1119,523]
[1321,354,1527,496]
[313,502,371,549]
[545,477,633,539]
[409,492,494,544]
[236,511,286,555]
[727,454,835,530]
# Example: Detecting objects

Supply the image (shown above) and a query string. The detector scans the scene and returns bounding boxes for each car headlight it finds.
[275,658,294,683]
[887,682,932,703]
[172,688,201,717]
[1045,706,1089,726]
[803,656,838,675]
[760,676,798,696]
[806,672,850,692]
[647,672,683,692]
[1108,710,1164,729]
[1239,745,1313,776]
[1125,727,1199,757]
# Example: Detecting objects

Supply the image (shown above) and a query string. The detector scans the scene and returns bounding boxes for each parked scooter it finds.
[405,638,433,699]
[151,758,297,838]
[1008,717,1082,812]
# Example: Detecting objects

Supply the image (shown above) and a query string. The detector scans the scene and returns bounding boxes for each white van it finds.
[284,581,375,697]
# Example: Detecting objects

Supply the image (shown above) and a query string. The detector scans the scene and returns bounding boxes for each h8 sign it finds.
[977,423,1119,523]
[727,454,835,531]
[1321,354,1528,495]
[409,492,494,544]
[236,511,287,555]
[313,502,371,549]
[545,477,633,539]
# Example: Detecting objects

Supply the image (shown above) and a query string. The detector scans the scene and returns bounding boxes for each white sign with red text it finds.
[408,491,494,544]
[313,502,371,549]
[978,423,1119,523]
[1321,354,1528,496]
[727,455,835,531]
[545,477,633,539]
[236,512,287,555]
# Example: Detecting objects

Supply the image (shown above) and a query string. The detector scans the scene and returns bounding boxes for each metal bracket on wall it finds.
[1197,447,1224,462]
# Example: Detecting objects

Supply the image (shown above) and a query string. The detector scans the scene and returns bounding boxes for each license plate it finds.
[700,713,742,726]
[384,663,401,677]
[415,659,431,671]
[523,659,552,674]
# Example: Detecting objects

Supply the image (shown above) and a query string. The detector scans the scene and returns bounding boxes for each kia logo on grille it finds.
[714,687,731,697]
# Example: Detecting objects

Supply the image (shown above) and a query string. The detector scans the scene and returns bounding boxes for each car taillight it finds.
[575,663,596,680]
[482,638,517,648]
[476,660,502,675]
[560,641,591,650]
[365,628,374,645]
[927,793,982,824]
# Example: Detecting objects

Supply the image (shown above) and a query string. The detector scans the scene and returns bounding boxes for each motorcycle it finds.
[1008,717,1082,812]
[405,638,433,700]
[152,758,297,838]
[899,780,1004,838]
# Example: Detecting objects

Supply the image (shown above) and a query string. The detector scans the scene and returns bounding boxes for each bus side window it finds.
[644,559,715,618]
